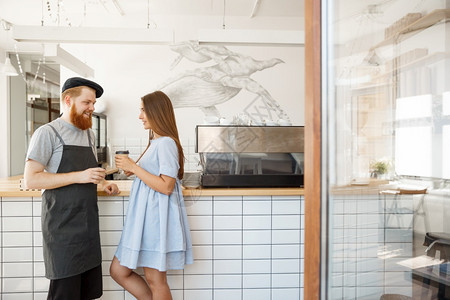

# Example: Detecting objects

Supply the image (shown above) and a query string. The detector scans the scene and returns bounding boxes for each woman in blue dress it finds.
[110,91,193,300]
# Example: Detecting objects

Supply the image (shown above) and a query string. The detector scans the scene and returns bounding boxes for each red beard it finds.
[70,104,92,130]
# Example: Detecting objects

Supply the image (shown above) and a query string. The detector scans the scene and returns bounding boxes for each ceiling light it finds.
[1,57,19,76]
[13,25,173,45]
[1,19,12,31]
[198,29,304,46]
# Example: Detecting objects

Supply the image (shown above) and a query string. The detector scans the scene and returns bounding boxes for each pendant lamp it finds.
[1,57,18,76]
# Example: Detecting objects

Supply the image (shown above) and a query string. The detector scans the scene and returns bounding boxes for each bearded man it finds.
[24,77,119,300]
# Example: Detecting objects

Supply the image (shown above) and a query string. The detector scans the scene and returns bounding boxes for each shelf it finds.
[371,52,449,81]
[350,82,391,93]
[370,9,450,50]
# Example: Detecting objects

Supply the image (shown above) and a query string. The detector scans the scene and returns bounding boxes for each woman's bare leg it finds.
[110,256,152,300]
[143,267,172,300]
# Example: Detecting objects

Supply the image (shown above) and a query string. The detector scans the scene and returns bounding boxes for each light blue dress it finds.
[115,136,193,271]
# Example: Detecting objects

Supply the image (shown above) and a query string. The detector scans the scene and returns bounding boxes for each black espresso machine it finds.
[196,125,304,187]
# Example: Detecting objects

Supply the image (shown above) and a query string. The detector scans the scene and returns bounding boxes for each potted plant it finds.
[370,159,391,179]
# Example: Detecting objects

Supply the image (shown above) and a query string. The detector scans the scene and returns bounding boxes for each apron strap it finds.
[49,124,94,149]
[87,130,93,148]
[48,125,65,145]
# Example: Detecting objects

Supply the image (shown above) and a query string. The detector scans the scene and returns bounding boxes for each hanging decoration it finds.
[30,59,42,88]
[146,0,157,29]
[14,44,27,83]
[45,0,72,26]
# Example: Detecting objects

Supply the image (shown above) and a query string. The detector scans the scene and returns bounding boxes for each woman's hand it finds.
[115,156,137,174]
[124,171,134,177]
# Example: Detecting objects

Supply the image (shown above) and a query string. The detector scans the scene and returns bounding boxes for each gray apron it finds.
[42,125,102,279]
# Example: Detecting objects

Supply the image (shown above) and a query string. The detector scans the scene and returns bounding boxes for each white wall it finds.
[0,49,9,178]
[61,16,304,154]
[2,15,305,175]
[67,43,305,144]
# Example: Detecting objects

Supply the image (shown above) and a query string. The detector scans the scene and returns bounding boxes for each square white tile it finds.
[243,200,271,215]
[272,288,300,299]
[99,291,125,300]
[185,200,212,216]
[3,232,33,247]
[243,259,270,274]
[2,278,33,293]
[190,230,212,245]
[243,274,270,289]
[2,201,32,216]
[187,216,212,230]
[272,229,301,244]
[214,274,242,289]
[2,216,33,231]
[2,262,33,277]
[100,231,122,246]
[214,289,242,300]
[184,260,212,275]
[272,200,301,215]
[167,274,184,289]
[272,215,300,230]
[243,245,270,259]
[184,290,213,300]
[214,231,242,245]
[102,276,123,291]
[184,274,213,289]
[214,216,242,230]
[34,277,50,292]
[34,262,46,277]
[272,259,300,274]
[243,289,270,300]
[98,201,123,216]
[243,230,271,244]
[214,245,242,259]
[272,244,300,259]
[214,259,242,274]
[192,245,212,260]
[243,216,270,230]
[99,216,124,231]
[214,200,242,215]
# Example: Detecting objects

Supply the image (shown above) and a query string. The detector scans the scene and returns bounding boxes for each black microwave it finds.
[92,113,107,164]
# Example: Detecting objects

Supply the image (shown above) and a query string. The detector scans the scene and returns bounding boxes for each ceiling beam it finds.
[43,44,94,78]
[12,25,173,45]
[198,29,304,46]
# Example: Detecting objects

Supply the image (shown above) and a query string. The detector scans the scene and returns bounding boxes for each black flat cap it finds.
[62,77,104,98]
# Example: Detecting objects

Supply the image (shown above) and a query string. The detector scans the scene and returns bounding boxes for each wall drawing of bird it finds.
[157,40,289,121]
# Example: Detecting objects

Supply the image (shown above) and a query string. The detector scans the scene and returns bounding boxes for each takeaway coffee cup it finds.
[115,150,129,172]
[115,150,129,157]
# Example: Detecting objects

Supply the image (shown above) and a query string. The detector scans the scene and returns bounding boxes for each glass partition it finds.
[324,0,450,298]
[26,73,60,142]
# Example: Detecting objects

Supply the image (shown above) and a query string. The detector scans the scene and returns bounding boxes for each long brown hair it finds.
[137,91,185,180]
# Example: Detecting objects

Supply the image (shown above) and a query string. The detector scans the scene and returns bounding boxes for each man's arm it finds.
[24,159,107,190]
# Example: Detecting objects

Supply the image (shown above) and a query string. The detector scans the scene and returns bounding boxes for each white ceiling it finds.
[0,0,304,23]
[1,0,429,71]
[0,0,305,54]
[0,0,304,31]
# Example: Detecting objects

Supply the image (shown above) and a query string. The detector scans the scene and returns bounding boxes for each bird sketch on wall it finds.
[157,40,289,122]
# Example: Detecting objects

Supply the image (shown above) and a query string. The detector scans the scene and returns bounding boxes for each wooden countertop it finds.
[0,176,304,197]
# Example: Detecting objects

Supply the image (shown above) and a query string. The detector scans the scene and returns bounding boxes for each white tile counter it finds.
[0,190,304,300]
